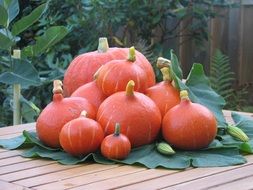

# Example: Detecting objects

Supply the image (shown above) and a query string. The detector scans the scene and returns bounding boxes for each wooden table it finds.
[0,111,253,190]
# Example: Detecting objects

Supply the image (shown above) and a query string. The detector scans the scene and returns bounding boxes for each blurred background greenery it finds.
[0,0,252,127]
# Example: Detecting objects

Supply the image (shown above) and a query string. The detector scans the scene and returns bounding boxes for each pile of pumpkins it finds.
[36,37,217,159]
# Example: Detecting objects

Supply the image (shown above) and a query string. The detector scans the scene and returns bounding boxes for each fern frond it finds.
[209,49,235,103]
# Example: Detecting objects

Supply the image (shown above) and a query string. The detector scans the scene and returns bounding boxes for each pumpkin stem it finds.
[114,123,121,136]
[80,110,88,117]
[180,90,190,100]
[53,80,63,101]
[126,80,135,96]
[127,46,136,62]
[53,80,63,94]
[97,37,109,53]
[160,67,172,82]
[156,57,171,69]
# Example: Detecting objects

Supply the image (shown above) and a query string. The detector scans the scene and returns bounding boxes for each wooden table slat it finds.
[29,165,146,190]
[161,162,253,190]
[13,164,121,188]
[0,123,35,136]
[208,175,253,190]
[0,180,29,190]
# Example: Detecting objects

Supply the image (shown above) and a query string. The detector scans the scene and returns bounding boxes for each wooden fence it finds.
[164,1,253,88]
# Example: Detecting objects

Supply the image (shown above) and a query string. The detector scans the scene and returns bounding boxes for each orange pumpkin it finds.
[71,80,107,111]
[97,80,161,147]
[59,111,104,157]
[162,90,217,150]
[63,37,126,96]
[145,67,180,117]
[96,47,153,96]
[101,123,131,160]
[36,80,96,148]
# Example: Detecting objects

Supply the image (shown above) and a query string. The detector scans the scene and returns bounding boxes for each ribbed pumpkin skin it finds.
[122,48,155,87]
[59,117,104,157]
[97,92,162,147]
[63,48,126,96]
[71,81,107,111]
[162,100,217,150]
[145,81,180,117]
[36,95,96,148]
[101,133,131,160]
[96,59,148,96]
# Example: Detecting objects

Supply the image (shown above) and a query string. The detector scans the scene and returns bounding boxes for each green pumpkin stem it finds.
[180,90,190,100]
[160,67,172,82]
[97,37,109,53]
[126,80,135,96]
[114,123,121,136]
[127,46,136,62]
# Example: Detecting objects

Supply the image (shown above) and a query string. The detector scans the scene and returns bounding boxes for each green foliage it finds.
[209,50,249,111]
[0,1,68,126]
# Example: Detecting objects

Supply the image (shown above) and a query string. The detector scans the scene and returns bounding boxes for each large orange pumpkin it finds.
[162,90,217,150]
[145,67,180,117]
[36,80,96,148]
[63,37,126,96]
[96,47,153,96]
[60,111,104,157]
[71,80,107,111]
[97,80,161,147]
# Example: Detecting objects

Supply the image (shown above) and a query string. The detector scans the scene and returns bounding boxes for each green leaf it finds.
[0,59,41,86]
[0,0,19,24]
[0,29,13,50]
[22,26,68,57]
[0,131,247,169]
[11,3,47,36]
[0,134,26,149]
[170,49,183,79]
[20,96,40,123]
[0,5,8,27]
[232,112,253,138]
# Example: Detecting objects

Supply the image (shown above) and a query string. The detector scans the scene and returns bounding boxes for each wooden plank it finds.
[208,175,253,190]
[161,161,253,190]
[0,159,55,175]
[0,180,29,190]
[71,168,177,190]
[28,165,145,190]
[0,150,22,159]
[0,156,31,167]
[0,123,35,136]
[14,164,121,188]
[116,156,253,190]
[0,163,79,182]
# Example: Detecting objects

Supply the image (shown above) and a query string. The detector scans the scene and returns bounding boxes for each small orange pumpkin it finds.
[162,90,217,150]
[97,80,161,147]
[59,111,104,157]
[96,47,153,96]
[145,67,180,117]
[36,80,96,148]
[101,123,131,160]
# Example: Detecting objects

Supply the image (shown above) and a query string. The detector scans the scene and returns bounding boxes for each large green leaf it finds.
[0,5,8,27]
[0,29,13,50]
[22,26,68,57]
[0,131,246,169]
[0,0,19,24]
[11,3,47,36]
[21,96,40,123]
[232,112,253,138]
[0,59,41,86]
[170,49,183,80]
